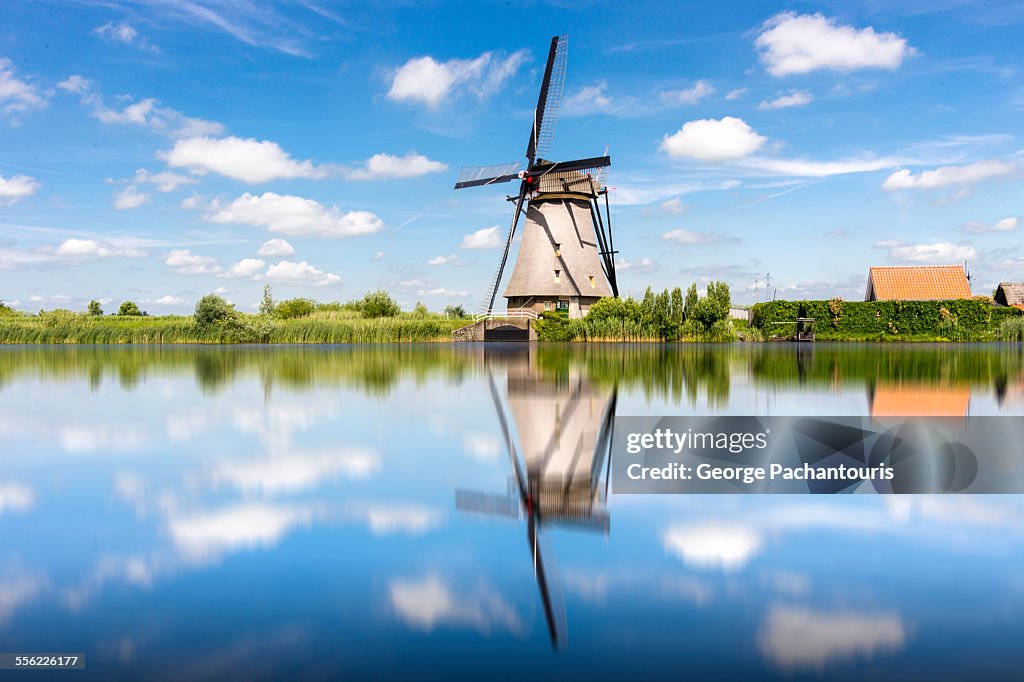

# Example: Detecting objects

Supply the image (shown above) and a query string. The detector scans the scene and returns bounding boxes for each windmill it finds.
[455,348,617,649]
[454,36,619,319]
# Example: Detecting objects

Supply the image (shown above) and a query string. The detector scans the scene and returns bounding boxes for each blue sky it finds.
[1,0,1022,312]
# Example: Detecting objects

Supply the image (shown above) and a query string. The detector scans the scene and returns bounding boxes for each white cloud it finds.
[615,256,658,272]
[882,160,1017,190]
[755,12,913,76]
[758,90,814,110]
[663,523,763,571]
[662,229,728,244]
[0,58,48,115]
[222,258,266,279]
[563,80,613,115]
[113,185,150,210]
[169,503,313,560]
[387,49,528,107]
[165,249,223,275]
[94,21,157,51]
[257,238,295,256]
[739,155,901,177]
[660,80,715,106]
[965,217,1018,233]
[661,117,767,162]
[56,74,90,95]
[876,240,976,263]
[55,238,145,259]
[265,260,341,287]
[416,287,469,298]
[212,450,380,494]
[389,574,522,634]
[160,136,327,183]
[132,168,197,192]
[0,173,40,205]
[759,605,906,670]
[344,153,447,180]
[360,505,443,536]
[0,482,34,515]
[724,87,748,100]
[94,98,223,138]
[460,225,502,249]
[428,254,458,265]
[660,197,686,214]
[154,295,186,305]
[207,192,384,238]
[373,250,385,261]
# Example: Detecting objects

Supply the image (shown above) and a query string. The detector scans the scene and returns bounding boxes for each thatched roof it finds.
[503,196,612,299]
[995,282,1024,308]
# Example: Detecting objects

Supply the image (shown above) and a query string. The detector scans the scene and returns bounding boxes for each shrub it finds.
[443,304,468,319]
[275,297,316,319]
[194,294,236,327]
[118,301,142,316]
[0,300,15,316]
[412,302,429,318]
[360,290,400,318]
[87,300,103,316]
[998,316,1024,342]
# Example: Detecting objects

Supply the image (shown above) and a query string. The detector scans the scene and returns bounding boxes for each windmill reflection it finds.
[455,347,616,650]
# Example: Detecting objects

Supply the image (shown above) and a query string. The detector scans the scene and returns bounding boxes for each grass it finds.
[0,311,469,344]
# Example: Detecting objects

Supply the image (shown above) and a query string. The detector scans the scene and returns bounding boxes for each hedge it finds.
[751,298,1020,340]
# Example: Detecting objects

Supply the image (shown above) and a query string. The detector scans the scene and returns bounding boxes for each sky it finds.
[1,0,1023,313]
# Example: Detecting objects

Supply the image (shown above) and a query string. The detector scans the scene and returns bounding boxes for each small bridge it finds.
[453,310,538,342]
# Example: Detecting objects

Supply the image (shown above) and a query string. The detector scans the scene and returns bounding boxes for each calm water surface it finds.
[1,343,1023,680]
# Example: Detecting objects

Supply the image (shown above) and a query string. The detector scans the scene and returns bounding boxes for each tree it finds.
[707,281,731,319]
[684,283,698,321]
[443,304,467,319]
[259,284,275,315]
[275,297,316,319]
[360,290,400,318]
[670,287,684,325]
[118,301,142,316]
[194,294,236,327]
[412,302,429,317]
[87,300,103,316]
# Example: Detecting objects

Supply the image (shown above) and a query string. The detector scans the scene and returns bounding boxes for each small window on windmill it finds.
[589,275,595,289]
[554,270,560,283]
[557,299,569,312]
[553,243,561,257]
[544,301,551,311]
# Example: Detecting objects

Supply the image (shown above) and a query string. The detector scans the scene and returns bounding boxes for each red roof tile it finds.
[867,265,971,301]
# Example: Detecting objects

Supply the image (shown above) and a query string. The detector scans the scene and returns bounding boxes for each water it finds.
[1,344,1023,680]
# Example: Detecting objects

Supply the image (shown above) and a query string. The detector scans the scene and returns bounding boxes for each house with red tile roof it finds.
[864,265,972,301]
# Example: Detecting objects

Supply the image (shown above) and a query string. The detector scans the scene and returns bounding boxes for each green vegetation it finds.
[997,316,1024,342]
[0,289,467,344]
[87,300,103,316]
[535,281,738,342]
[443,304,469,319]
[118,301,142,316]
[752,297,1021,342]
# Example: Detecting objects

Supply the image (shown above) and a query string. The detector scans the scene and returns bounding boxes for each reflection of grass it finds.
[0,314,466,344]
[1,343,1020,400]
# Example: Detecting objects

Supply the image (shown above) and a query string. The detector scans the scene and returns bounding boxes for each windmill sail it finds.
[527,35,568,165]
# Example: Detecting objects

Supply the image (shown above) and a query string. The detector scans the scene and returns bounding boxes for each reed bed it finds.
[0,313,468,344]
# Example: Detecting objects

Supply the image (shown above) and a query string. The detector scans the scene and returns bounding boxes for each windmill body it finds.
[454,36,619,319]
[504,174,613,318]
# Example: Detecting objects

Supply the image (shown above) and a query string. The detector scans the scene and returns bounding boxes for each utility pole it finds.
[765,273,771,300]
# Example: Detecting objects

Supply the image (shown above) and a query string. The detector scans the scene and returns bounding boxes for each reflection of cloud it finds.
[663,523,763,571]
[886,497,1021,527]
[0,482,34,515]
[169,503,313,559]
[58,425,148,453]
[759,605,906,670]
[0,573,44,624]
[389,574,522,635]
[211,449,380,494]
[462,434,501,463]
[361,505,443,536]
[762,570,811,597]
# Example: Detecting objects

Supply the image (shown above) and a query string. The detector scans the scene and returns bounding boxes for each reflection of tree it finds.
[1,343,1023,402]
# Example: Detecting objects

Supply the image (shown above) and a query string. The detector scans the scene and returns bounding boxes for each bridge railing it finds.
[473,309,539,323]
